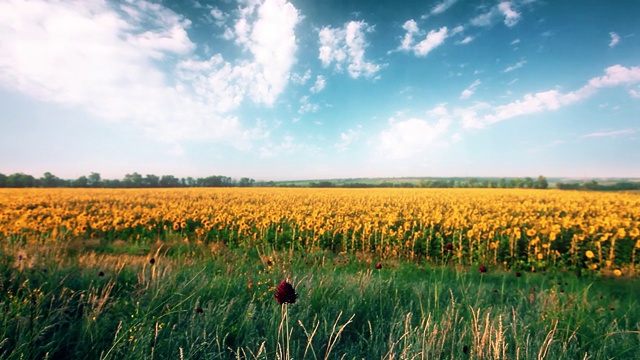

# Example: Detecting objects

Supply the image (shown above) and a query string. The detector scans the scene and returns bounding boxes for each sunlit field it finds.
[3,188,640,272]
[1,188,640,358]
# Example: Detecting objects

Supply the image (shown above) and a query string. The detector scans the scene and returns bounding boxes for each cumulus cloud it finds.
[609,32,620,47]
[460,79,481,99]
[378,105,451,159]
[318,20,382,79]
[0,0,301,144]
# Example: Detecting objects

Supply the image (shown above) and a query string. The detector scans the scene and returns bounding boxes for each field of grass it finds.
[1,241,639,359]
[1,188,639,358]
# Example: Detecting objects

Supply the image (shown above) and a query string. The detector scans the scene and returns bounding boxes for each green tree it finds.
[534,175,548,189]
[72,176,89,187]
[238,178,255,187]
[40,172,64,187]
[123,173,143,187]
[88,172,102,187]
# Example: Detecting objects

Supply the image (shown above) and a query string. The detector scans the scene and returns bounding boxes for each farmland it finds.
[1,188,640,358]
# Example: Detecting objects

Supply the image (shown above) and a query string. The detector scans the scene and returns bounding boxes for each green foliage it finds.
[1,244,639,359]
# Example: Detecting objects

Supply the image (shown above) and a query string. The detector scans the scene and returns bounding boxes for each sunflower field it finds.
[2,187,639,273]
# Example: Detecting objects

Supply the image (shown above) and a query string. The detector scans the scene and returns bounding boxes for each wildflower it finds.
[196,307,203,314]
[274,280,297,305]
[479,265,487,273]
[444,242,453,251]
[376,262,382,269]
[149,258,156,265]
[585,250,594,259]
[613,269,622,277]
[515,272,522,278]
[98,271,105,277]
[18,254,23,261]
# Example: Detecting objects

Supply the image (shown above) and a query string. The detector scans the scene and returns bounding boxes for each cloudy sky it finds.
[1,0,639,181]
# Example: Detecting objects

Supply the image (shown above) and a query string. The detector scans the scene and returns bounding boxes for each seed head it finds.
[274,280,297,305]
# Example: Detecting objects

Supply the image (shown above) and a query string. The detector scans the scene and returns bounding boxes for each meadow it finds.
[1,188,639,359]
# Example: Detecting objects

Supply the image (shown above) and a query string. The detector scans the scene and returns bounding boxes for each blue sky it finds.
[1,0,639,181]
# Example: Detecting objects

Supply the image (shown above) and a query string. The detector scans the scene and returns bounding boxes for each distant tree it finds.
[123,172,143,187]
[534,175,548,189]
[160,175,180,187]
[238,177,255,187]
[143,174,160,187]
[72,176,89,187]
[582,180,600,191]
[40,172,65,187]
[88,172,102,187]
[523,177,534,188]
[498,178,507,188]
[6,173,36,187]
[0,173,6,187]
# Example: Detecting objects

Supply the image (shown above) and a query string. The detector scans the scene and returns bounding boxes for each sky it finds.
[1,0,640,181]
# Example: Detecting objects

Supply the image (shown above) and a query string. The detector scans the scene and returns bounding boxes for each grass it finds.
[1,240,639,359]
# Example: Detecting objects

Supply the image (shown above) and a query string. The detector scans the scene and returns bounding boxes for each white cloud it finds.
[458,36,474,45]
[0,0,301,145]
[609,32,620,47]
[471,2,522,27]
[310,75,326,93]
[396,21,449,57]
[291,69,312,85]
[398,19,420,51]
[298,95,319,114]
[460,65,640,128]
[503,60,526,72]
[581,129,636,138]
[460,79,481,99]
[471,8,497,27]
[335,127,361,151]
[511,38,521,45]
[498,1,520,27]
[431,0,458,15]
[318,20,382,79]
[414,27,448,56]
[210,7,228,26]
[629,88,640,98]
[378,105,451,159]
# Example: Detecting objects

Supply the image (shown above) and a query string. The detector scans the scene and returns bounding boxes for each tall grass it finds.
[1,241,639,359]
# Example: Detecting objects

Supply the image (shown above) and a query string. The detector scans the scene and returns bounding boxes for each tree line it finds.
[556,180,640,191]
[308,176,549,189]
[0,172,258,188]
